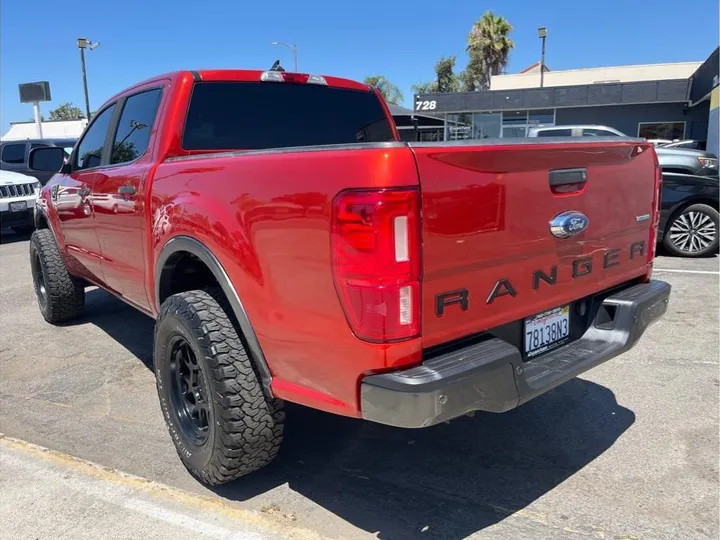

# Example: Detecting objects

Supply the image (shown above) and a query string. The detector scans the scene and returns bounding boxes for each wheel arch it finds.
[33,205,50,230]
[155,236,273,394]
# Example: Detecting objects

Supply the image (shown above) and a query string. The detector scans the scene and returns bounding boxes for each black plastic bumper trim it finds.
[361,279,671,428]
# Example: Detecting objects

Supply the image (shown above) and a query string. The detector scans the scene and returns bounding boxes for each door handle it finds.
[118,185,136,197]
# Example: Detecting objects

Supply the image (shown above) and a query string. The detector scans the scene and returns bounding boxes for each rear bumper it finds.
[360,279,671,428]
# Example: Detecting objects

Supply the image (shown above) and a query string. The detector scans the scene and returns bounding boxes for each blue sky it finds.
[1,0,718,132]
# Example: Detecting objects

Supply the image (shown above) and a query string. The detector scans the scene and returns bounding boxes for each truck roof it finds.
[106,69,373,103]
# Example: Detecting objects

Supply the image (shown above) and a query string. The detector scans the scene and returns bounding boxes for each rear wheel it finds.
[663,204,719,257]
[154,289,284,486]
[29,229,85,323]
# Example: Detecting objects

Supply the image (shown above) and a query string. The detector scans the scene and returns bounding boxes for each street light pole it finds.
[77,38,100,120]
[271,41,298,72]
[538,27,547,88]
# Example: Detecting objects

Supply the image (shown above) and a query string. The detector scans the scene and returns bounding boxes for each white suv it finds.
[0,170,40,235]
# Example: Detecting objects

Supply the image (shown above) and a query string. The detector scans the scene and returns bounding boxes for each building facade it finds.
[413,50,718,149]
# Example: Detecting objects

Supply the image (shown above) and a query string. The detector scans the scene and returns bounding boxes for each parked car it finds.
[659,172,719,257]
[0,138,76,185]
[662,140,707,151]
[647,139,675,147]
[0,170,40,234]
[528,125,718,176]
[28,69,670,486]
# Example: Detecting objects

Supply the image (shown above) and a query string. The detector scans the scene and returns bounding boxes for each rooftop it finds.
[491,61,703,91]
[2,119,87,141]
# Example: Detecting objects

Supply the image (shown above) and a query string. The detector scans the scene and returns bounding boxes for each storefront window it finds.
[418,129,444,142]
[446,113,472,140]
[472,112,501,139]
[502,126,527,138]
[443,109,556,140]
[502,110,528,125]
[529,109,554,126]
[638,122,685,140]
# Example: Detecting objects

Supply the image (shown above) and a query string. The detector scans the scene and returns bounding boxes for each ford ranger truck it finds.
[28,69,671,486]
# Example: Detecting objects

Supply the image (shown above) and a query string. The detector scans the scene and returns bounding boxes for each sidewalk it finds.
[0,437,316,540]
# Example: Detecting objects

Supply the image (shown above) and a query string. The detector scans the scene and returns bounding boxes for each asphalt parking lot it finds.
[1,229,718,539]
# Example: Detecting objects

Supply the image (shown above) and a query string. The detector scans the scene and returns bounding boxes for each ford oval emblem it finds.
[549,211,589,239]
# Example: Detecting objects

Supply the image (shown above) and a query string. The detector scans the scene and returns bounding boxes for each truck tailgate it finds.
[412,140,657,348]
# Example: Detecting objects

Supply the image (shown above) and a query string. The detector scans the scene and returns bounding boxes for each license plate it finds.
[9,201,26,212]
[524,305,570,357]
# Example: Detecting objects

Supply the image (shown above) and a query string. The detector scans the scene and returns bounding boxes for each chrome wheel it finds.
[668,210,717,254]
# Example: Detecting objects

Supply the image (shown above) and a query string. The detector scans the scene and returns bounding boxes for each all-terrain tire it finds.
[29,229,85,323]
[662,203,719,257]
[154,289,284,486]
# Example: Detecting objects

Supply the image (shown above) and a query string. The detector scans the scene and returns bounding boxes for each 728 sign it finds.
[415,100,437,111]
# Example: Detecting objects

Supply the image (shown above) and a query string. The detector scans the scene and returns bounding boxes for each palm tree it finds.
[464,11,515,91]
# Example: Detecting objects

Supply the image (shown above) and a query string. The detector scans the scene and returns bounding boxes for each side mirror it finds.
[29,147,69,174]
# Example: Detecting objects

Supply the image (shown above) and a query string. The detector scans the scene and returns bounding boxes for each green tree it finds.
[411,81,436,95]
[48,102,85,120]
[463,11,515,91]
[363,75,404,105]
[435,56,460,93]
[412,56,460,96]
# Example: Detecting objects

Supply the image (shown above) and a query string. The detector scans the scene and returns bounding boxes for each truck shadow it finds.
[79,288,634,539]
[69,288,155,369]
[218,374,634,539]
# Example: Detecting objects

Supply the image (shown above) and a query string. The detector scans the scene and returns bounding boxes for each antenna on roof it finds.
[269,60,286,72]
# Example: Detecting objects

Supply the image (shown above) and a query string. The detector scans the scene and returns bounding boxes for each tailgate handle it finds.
[549,168,587,187]
[549,168,587,194]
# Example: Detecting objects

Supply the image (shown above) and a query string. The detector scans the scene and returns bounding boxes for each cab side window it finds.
[111,89,162,164]
[582,128,619,137]
[75,105,116,170]
[537,129,571,137]
[1,143,26,164]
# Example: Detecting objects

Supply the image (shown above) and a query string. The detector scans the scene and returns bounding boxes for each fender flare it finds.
[154,236,273,394]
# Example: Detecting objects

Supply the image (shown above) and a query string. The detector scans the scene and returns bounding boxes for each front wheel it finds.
[29,229,85,323]
[154,289,284,486]
[663,204,719,257]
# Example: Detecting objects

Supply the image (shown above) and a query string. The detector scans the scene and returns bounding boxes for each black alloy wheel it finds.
[168,336,212,446]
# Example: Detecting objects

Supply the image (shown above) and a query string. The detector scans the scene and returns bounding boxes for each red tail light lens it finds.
[331,188,421,343]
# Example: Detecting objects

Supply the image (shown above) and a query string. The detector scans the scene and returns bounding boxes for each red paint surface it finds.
[39,69,658,417]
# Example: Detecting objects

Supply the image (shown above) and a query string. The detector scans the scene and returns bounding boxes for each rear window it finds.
[537,129,572,137]
[182,81,395,150]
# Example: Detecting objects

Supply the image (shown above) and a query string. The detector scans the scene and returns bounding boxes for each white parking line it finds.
[653,268,719,275]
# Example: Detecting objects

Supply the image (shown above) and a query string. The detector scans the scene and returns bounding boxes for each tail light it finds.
[331,188,421,343]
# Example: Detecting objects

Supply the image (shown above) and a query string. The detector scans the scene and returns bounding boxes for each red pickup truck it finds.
[29,69,671,486]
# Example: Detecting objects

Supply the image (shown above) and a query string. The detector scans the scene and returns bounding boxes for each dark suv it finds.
[0,138,76,185]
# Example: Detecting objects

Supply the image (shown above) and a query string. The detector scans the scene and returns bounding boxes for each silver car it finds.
[528,125,718,177]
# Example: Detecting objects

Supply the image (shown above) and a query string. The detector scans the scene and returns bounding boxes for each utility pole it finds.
[77,38,100,120]
[33,101,43,138]
[272,41,298,72]
[538,27,547,88]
